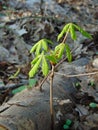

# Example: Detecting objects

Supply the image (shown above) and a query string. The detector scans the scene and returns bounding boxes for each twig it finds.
[37,47,77,90]
[37,57,67,90]
[49,65,55,130]
[54,71,98,78]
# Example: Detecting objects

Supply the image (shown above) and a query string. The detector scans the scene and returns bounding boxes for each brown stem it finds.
[37,47,77,90]
[62,27,70,43]
[49,65,54,130]
[54,71,98,78]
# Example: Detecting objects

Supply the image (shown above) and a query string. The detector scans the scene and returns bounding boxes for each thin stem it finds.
[50,65,55,130]
[62,27,70,43]
[37,47,77,90]
[54,71,98,78]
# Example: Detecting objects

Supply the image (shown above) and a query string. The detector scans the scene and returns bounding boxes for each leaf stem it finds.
[62,26,70,43]
[37,47,76,90]
[54,71,98,78]
[49,64,54,130]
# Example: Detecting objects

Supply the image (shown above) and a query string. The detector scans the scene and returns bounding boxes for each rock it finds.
[92,58,98,68]
[0,46,9,61]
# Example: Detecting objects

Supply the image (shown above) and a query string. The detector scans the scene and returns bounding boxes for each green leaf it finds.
[31,55,40,65]
[55,43,65,59]
[70,24,77,40]
[89,102,97,108]
[65,44,72,62]
[74,24,92,39]
[57,31,65,41]
[29,56,42,77]
[28,79,37,88]
[42,39,48,51]
[46,55,57,64]
[57,43,65,59]
[12,85,27,94]
[9,68,20,79]
[42,55,49,76]
[30,39,53,55]
[35,42,42,56]
[55,43,63,52]
[57,23,70,41]
[30,43,38,53]
[44,39,53,44]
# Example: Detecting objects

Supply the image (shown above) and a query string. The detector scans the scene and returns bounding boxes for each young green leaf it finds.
[57,23,70,41]
[42,55,49,76]
[46,55,57,64]
[30,39,53,56]
[29,56,42,77]
[31,55,40,65]
[65,44,72,62]
[44,39,53,44]
[42,40,48,51]
[35,42,42,56]
[57,30,65,42]
[55,43,65,59]
[74,24,92,39]
[30,43,38,53]
[70,24,77,40]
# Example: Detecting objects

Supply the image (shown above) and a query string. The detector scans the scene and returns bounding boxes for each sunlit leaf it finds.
[57,31,64,41]
[30,43,38,53]
[63,23,70,32]
[30,39,53,56]
[9,68,20,79]
[31,55,40,65]
[42,40,48,51]
[55,43,65,59]
[74,24,92,39]
[35,42,42,56]
[65,44,72,62]
[29,56,42,77]
[57,43,65,59]
[42,55,49,76]
[70,24,77,40]
[44,39,53,44]
[46,55,57,64]
[57,23,70,41]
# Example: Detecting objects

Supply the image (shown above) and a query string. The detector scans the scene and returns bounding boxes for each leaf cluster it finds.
[29,23,92,78]
[58,23,92,41]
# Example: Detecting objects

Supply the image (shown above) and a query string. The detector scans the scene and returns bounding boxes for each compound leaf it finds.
[44,39,53,44]
[29,56,42,77]
[65,44,72,62]
[70,24,77,40]
[55,43,65,59]
[35,42,42,56]
[42,55,49,76]
[30,43,38,53]
[42,39,48,51]
[57,23,70,41]
[31,55,40,65]
[46,55,57,64]
[74,24,92,39]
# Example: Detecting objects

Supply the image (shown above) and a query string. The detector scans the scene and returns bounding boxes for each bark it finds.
[0,58,89,130]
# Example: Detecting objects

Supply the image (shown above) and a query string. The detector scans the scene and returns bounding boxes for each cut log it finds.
[0,58,89,130]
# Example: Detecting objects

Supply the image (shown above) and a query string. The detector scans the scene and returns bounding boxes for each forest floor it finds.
[0,0,98,130]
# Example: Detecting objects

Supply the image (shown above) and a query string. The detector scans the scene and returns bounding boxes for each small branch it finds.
[62,27,70,43]
[54,71,98,78]
[49,65,55,130]
[37,57,67,90]
[37,47,77,90]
